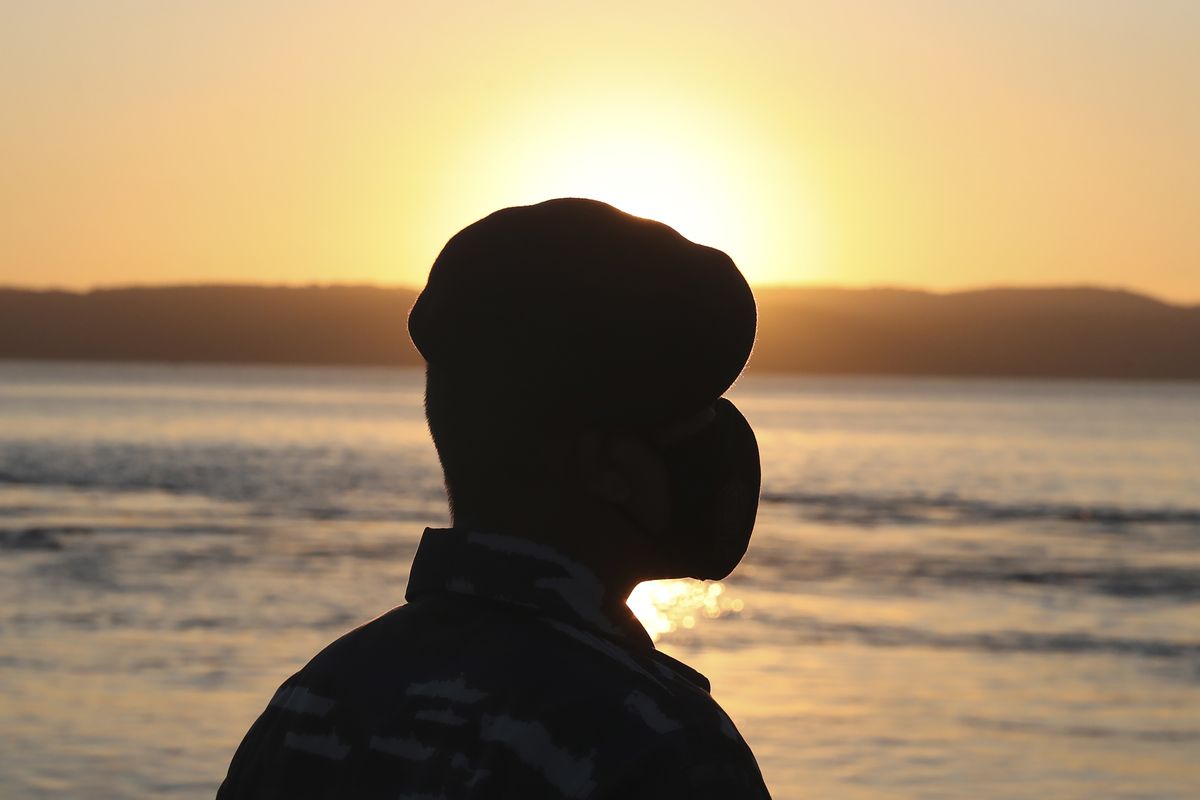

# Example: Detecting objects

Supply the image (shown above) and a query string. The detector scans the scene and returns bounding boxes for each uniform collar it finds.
[405,527,655,650]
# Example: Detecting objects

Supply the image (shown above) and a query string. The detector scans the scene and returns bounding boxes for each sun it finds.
[419,86,822,287]
[626,579,745,642]
[517,129,749,256]
[426,90,816,287]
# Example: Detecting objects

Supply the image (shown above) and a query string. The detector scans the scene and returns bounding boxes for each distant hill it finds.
[751,286,1200,379]
[1,284,1198,379]
[0,285,419,366]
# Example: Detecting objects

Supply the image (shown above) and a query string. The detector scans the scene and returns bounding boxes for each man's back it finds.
[219,199,771,796]
[218,529,770,799]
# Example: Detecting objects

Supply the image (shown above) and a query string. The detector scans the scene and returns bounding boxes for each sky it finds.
[2,1,1198,300]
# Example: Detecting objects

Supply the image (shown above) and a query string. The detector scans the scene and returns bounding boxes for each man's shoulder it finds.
[218,597,770,798]
[301,595,716,728]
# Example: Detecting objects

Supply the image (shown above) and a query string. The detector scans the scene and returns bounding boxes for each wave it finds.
[761,490,1200,528]
[741,612,1200,661]
[0,527,86,550]
[4,471,1196,531]
[3,438,1197,531]
[751,559,1200,601]
[958,715,1200,743]
[0,443,448,519]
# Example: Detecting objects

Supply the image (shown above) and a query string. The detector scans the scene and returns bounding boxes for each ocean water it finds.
[1,361,1198,799]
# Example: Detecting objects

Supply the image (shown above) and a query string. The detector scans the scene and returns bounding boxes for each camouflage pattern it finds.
[217,528,772,798]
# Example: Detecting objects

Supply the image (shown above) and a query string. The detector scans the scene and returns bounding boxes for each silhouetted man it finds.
[217,198,771,798]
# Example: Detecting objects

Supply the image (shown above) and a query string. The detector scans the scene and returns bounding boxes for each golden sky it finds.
[2,2,1198,300]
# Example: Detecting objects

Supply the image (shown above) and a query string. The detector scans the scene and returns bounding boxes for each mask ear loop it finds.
[651,404,718,448]
[609,402,725,572]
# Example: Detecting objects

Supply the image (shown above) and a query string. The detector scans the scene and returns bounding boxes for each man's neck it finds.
[449,511,646,602]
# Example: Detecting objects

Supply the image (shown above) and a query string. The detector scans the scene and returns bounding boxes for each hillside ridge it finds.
[2,284,1197,379]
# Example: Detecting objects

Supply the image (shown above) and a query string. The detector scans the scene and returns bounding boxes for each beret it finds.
[408,198,756,427]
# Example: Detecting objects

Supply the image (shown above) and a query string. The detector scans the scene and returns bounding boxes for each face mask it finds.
[653,398,761,580]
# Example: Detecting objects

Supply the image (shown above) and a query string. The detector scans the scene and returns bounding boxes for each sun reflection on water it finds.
[626,579,745,641]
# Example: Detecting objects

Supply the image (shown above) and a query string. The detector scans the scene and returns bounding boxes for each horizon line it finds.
[1,280,1197,308]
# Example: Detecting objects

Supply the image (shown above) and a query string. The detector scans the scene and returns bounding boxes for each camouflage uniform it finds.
[217,528,771,798]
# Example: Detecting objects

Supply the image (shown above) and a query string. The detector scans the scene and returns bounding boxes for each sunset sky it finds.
[2,1,1197,300]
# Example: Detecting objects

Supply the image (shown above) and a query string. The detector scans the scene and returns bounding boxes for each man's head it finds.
[409,198,760,585]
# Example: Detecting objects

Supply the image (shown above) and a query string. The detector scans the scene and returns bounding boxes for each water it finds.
[1,361,1198,799]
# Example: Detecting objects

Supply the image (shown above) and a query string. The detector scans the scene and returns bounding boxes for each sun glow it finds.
[432,89,817,286]
[519,130,750,258]
[626,579,745,641]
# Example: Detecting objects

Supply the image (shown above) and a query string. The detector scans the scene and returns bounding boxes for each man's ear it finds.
[577,431,632,505]
[602,435,671,538]
[576,432,670,536]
